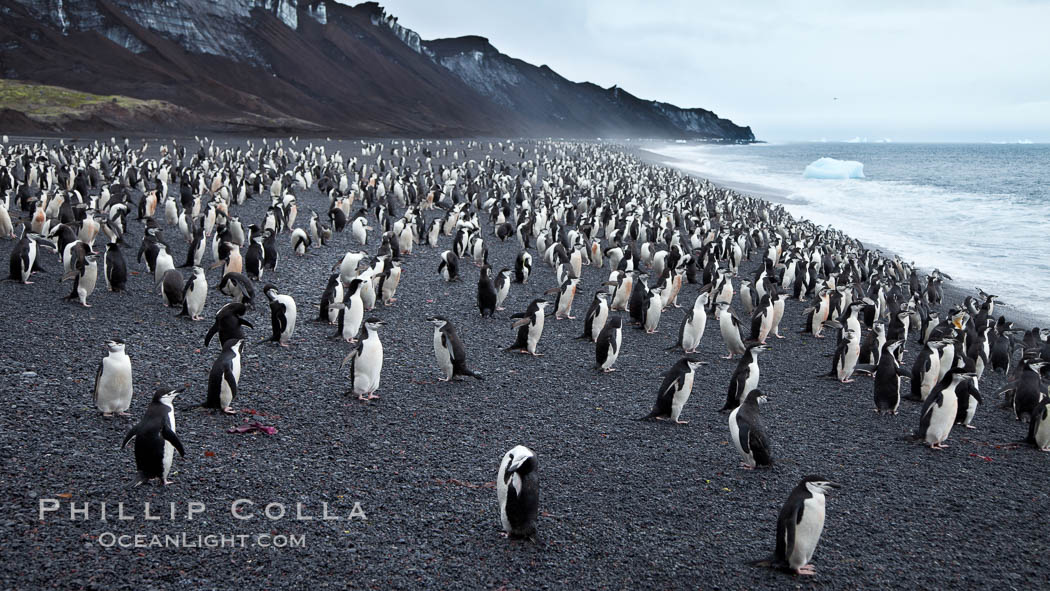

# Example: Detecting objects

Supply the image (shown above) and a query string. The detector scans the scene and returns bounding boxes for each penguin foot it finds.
[740,463,755,470]
[530,352,544,357]
[1040,447,1050,452]
[775,334,785,339]
[673,419,689,425]
[814,334,825,339]
[840,378,855,384]
[602,368,617,373]
[964,424,976,429]
[118,411,131,417]
[162,479,173,486]
[103,412,113,417]
[722,354,733,360]
[222,407,237,415]
[367,394,380,400]
[357,394,369,401]
[82,302,92,308]
[795,564,816,576]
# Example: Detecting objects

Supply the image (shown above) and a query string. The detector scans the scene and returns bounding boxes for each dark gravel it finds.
[1,137,1048,590]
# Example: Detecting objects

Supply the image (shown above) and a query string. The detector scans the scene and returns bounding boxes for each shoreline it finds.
[631,144,1050,330]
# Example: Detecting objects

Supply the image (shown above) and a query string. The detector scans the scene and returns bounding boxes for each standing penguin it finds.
[547,277,580,320]
[477,264,497,318]
[63,253,98,307]
[636,357,705,424]
[829,328,861,383]
[506,299,549,356]
[871,340,909,415]
[263,284,297,346]
[594,316,624,373]
[728,389,773,469]
[341,317,386,400]
[205,339,243,414]
[121,387,185,487]
[104,240,127,292]
[179,266,208,321]
[93,339,133,417]
[716,301,747,359]
[494,268,512,311]
[334,278,366,343]
[721,344,771,412]
[497,445,539,540]
[578,291,610,343]
[917,369,974,449]
[909,340,944,401]
[8,227,54,284]
[753,476,842,576]
[672,292,708,353]
[438,250,459,282]
[514,250,532,284]
[1026,398,1050,451]
[427,315,483,381]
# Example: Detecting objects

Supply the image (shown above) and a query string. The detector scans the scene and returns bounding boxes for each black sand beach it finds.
[1,137,1048,589]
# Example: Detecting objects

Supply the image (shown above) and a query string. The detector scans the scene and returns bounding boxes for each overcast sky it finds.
[377,0,1050,142]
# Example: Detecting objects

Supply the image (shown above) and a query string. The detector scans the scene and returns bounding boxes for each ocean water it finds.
[649,142,1050,319]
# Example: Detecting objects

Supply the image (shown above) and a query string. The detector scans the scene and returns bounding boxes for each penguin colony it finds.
[2,135,1049,583]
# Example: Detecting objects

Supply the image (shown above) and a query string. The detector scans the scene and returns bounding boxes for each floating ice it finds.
[803,157,865,180]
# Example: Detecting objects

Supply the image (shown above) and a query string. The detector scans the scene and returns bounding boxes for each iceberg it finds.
[803,157,865,179]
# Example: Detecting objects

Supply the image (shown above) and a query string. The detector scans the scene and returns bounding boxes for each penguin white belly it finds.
[220,377,234,409]
[434,332,453,379]
[790,497,826,570]
[728,407,753,466]
[686,313,707,350]
[644,299,661,332]
[670,372,695,421]
[97,356,133,412]
[345,297,364,339]
[187,280,207,318]
[163,407,176,482]
[355,343,384,394]
[602,330,621,369]
[527,316,544,353]
[963,395,978,426]
[926,394,958,445]
[1035,416,1050,450]
[79,264,98,304]
[282,296,297,341]
[920,358,941,400]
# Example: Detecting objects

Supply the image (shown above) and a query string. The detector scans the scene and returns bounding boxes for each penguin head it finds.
[683,357,704,370]
[744,389,768,405]
[504,445,537,477]
[152,386,184,403]
[105,339,125,354]
[426,315,449,328]
[802,476,841,495]
[364,317,386,331]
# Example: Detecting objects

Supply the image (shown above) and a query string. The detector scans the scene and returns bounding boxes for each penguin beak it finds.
[825,481,842,489]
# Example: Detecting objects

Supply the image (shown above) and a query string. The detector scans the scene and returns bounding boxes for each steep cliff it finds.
[0,0,754,140]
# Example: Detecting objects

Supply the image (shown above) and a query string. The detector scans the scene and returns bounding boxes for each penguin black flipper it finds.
[161,425,185,457]
[916,392,940,439]
[92,360,103,406]
[668,310,690,351]
[750,422,773,466]
[737,420,752,456]
[121,426,137,449]
[637,374,679,420]
[270,301,287,342]
[204,323,219,347]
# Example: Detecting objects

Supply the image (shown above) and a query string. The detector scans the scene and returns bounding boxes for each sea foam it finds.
[803,157,865,179]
